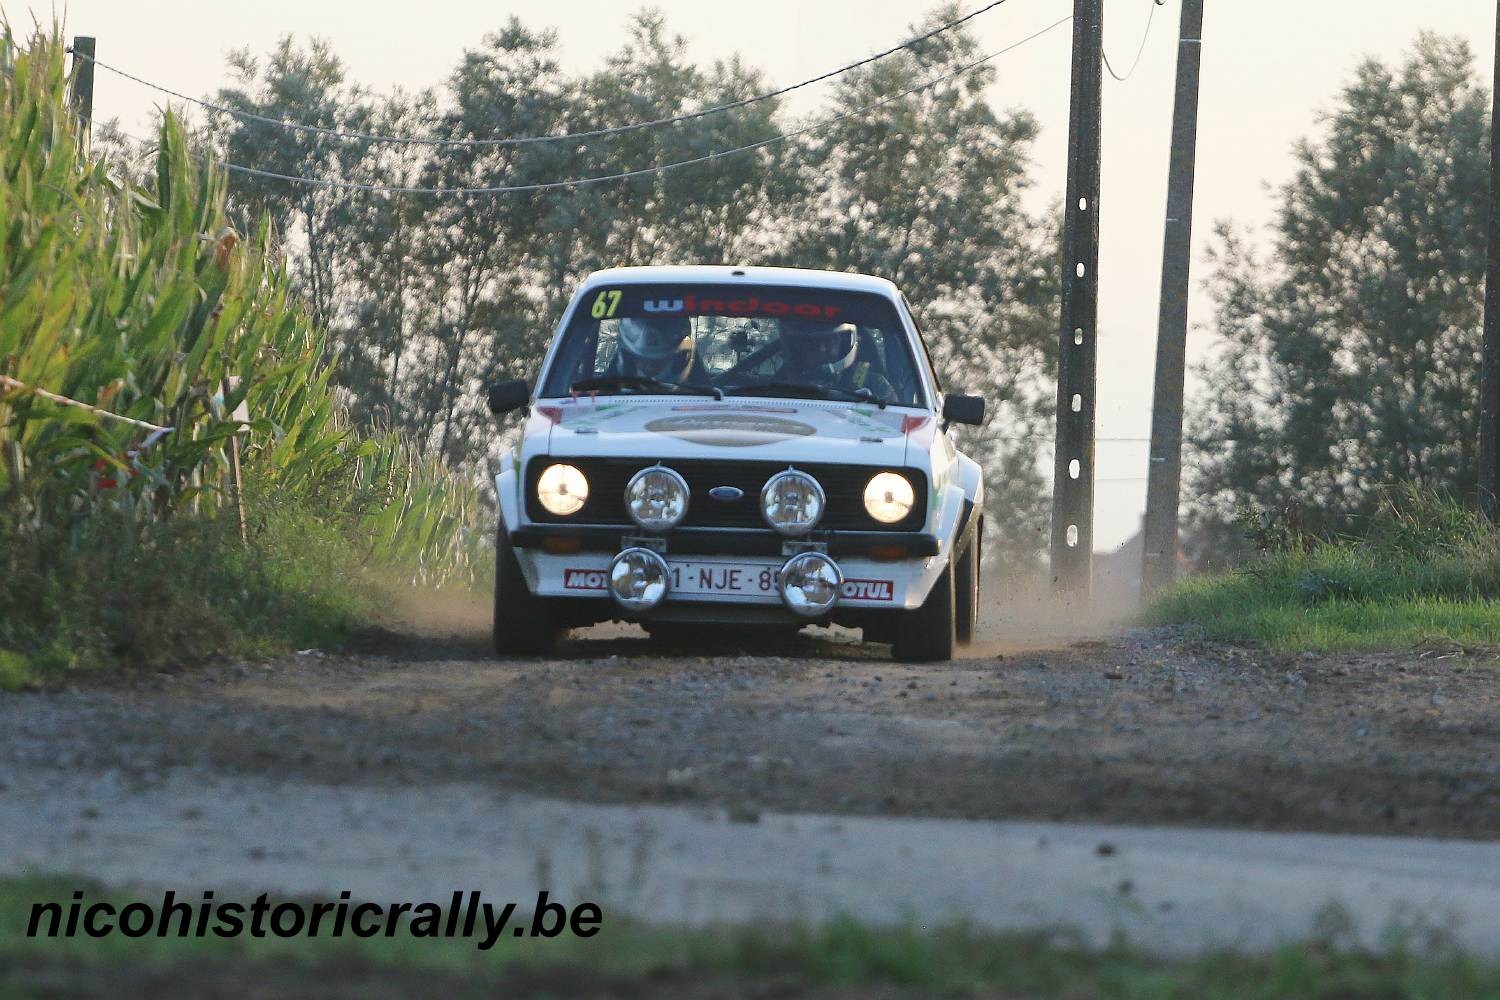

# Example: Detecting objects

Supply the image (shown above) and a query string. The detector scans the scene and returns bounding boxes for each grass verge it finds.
[1,876,1497,998]
[1150,490,1500,652]
[0,495,388,689]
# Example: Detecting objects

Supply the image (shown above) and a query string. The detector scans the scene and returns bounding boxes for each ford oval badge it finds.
[708,485,744,502]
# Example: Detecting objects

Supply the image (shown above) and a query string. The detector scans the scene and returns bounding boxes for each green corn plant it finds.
[0,29,487,587]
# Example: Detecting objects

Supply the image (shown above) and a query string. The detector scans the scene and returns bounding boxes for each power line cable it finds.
[1102,0,1160,82]
[76,0,1018,149]
[998,435,1150,443]
[126,16,1073,197]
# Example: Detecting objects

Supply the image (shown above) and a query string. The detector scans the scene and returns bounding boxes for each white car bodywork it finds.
[494,265,983,625]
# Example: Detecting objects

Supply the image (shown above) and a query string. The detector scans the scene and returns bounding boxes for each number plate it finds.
[667,559,780,599]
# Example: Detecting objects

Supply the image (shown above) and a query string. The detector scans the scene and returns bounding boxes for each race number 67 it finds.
[591,289,623,319]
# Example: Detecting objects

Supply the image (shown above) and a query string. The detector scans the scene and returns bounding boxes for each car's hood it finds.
[536,396,927,467]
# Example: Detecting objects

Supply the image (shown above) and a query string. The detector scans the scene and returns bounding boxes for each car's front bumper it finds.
[510,525,939,559]
[512,527,943,612]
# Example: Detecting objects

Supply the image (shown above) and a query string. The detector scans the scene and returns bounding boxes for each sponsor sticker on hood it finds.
[645,413,817,447]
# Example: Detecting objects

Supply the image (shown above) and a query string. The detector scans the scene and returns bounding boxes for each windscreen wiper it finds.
[569,374,721,399]
[723,381,886,408]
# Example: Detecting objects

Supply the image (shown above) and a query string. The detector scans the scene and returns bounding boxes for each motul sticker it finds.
[564,569,608,591]
[841,579,895,602]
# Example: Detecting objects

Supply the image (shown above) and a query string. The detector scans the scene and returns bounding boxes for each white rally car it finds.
[485,265,987,661]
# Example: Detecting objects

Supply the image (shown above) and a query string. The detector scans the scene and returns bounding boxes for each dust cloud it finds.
[961,565,1141,660]
[373,559,1142,661]
[374,585,493,640]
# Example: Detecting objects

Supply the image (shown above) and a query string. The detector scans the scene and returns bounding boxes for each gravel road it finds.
[5,768,1499,955]
[4,606,1495,837]
[2,601,1497,960]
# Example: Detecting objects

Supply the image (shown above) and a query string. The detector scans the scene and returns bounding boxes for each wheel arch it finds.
[496,448,521,533]
[954,451,984,508]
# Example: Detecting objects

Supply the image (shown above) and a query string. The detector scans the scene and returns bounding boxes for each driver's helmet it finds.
[785,321,858,378]
[617,316,695,380]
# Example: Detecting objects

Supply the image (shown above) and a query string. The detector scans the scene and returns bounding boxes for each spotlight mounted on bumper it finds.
[608,547,671,612]
[625,464,689,532]
[778,551,843,618]
[761,468,825,537]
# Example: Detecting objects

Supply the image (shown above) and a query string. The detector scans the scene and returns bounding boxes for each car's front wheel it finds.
[493,526,557,656]
[892,562,956,662]
[955,517,982,646]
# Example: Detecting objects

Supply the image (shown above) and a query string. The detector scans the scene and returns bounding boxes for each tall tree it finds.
[411,19,573,464]
[207,37,375,331]
[338,87,438,426]
[1188,35,1491,558]
[521,11,802,303]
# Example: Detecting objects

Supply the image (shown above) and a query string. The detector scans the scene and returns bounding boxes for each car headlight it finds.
[761,469,825,537]
[626,465,689,531]
[864,471,915,524]
[536,463,589,516]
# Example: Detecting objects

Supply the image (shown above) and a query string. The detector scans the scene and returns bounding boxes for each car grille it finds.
[525,457,927,533]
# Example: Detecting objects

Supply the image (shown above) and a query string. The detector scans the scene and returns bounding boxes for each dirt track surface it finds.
[5,953,946,1000]
[5,607,1498,839]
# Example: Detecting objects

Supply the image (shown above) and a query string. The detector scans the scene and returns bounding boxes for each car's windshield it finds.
[540,283,926,407]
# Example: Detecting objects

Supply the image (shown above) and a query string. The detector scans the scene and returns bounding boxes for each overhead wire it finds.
[74,0,1017,149]
[119,15,1075,197]
[1101,0,1160,82]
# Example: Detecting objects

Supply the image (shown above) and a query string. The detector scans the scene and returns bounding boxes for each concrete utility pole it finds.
[1141,0,1206,591]
[70,36,97,149]
[1481,1,1500,523]
[1050,0,1104,599]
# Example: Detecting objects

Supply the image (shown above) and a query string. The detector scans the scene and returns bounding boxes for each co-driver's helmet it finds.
[786,321,858,377]
[617,316,695,380]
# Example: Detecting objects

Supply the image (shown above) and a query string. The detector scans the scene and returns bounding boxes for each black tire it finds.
[954,542,978,644]
[955,516,982,646]
[493,526,557,656]
[892,562,956,662]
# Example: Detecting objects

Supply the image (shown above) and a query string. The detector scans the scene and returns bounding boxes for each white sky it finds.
[42,0,1499,549]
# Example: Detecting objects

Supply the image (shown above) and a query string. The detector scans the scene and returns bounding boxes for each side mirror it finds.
[486,379,531,416]
[942,394,986,427]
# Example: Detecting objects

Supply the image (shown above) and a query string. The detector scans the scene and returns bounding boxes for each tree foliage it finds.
[1188,34,1490,563]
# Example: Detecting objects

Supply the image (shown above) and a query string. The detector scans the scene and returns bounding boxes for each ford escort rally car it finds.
[485,265,987,661]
